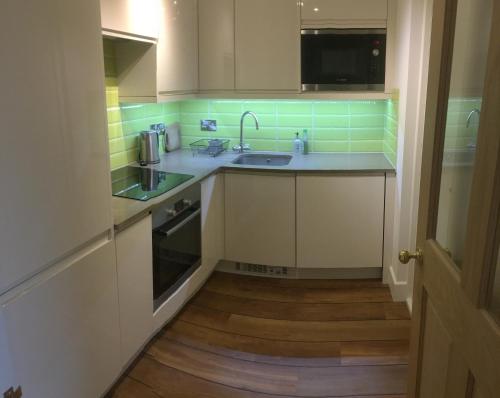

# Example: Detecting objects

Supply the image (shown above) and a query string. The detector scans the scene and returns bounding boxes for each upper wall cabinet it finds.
[198,0,235,91]
[301,0,388,28]
[157,0,199,95]
[108,0,199,102]
[235,0,300,92]
[100,0,161,39]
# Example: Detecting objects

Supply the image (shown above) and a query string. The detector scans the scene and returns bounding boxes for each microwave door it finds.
[301,30,386,91]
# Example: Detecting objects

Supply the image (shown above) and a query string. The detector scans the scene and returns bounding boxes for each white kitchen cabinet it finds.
[100,0,161,39]
[201,174,225,271]
[235,0,300,92]
[0,0,113,294]
[157,0,199,94]
[296,174,384,268]
[198,0,235,91]
[301,0,388,27]
[0,239,121,398]
[115,216,153,368]
[225,172,296,267]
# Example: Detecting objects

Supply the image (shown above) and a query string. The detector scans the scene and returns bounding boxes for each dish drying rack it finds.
[189,139,229,157]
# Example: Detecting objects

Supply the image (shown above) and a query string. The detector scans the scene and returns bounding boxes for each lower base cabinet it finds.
[296,174,385,268]
[201,174,225,271]
[0,239,121,398]
[115,215,153,367]
[225,171,296,267]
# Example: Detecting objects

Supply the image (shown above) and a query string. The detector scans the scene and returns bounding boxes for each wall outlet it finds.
[201,119,217,131]
[3,386,22,398]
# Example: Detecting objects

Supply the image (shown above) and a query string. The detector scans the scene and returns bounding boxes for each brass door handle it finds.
[399,249,423,264]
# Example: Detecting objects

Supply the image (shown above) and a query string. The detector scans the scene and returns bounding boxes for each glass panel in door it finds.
[435,0,493,267]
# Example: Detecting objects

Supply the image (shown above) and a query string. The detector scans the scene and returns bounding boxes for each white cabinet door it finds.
[235,0,300,91]
[198,0,235,91]
[301,0,388,26]
[201,174,225,271]
[100,0,161,39]
[0,239,121,398]
[0,0,113,294]
[157,0,199,94]
[225,172,296,267]
[115,216,153,367]
[297,175,385,268]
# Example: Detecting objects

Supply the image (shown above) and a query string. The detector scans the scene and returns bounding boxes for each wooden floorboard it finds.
[109,271,410,397]
[178,305,411,342]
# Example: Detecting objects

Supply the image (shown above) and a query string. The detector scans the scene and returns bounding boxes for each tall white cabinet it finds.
[0,0,113,294]
[0,241,121,398]
[0,0,119,396]
[235,0,300,91]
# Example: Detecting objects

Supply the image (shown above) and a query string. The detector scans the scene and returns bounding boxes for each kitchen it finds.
[1,1,499,398]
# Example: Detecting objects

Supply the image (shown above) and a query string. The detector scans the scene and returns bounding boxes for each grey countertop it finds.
[112,149,395,232]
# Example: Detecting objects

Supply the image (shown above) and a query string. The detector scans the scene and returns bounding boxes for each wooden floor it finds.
[109,271,411,398]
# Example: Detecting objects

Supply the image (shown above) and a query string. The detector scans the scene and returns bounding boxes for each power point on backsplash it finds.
[201,119,217,131]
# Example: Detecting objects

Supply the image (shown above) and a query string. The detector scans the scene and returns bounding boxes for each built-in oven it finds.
[301,29,386,91]
[151,183,201,311]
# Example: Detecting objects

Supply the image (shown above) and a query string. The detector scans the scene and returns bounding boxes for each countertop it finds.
[112,149,395,232]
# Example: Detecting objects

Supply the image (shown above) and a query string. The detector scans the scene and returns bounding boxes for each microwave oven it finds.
[301,29,386,92]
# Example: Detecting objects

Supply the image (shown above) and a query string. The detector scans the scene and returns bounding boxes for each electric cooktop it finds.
[111,166,194,201]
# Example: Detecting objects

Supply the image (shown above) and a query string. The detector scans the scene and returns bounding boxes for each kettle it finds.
[138,130,161,165]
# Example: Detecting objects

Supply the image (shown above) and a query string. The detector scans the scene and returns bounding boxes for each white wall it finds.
[384,0,433,308]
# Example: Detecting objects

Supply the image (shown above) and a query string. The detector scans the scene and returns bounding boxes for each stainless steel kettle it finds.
[138,130,160,165]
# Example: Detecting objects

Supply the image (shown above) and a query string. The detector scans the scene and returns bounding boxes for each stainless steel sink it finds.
[232,154,292,166]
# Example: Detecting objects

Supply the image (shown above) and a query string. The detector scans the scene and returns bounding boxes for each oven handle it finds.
[162,208,201,237]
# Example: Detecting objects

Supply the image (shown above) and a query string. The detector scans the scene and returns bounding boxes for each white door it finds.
[404,0,500,396]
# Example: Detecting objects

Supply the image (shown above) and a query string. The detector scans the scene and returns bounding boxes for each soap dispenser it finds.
[294,132,302,153]
[302,129,309,154]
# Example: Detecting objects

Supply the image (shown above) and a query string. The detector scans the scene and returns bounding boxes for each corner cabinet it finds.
[115,216,153,368]
[235,0,300,92]
[225,172,296,267]
[100,0,161,39]
[296,174,385,268]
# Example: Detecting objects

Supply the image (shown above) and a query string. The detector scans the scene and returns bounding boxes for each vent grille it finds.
[235,262,288,276]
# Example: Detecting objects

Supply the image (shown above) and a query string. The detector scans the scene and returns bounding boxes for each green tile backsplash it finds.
[178,99,392,154]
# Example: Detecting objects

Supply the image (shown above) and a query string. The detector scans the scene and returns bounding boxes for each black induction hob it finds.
[111,166,194,201]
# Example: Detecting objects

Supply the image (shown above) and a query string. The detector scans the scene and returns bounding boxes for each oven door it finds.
[301,29,386,91]
[152,202,201,310]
